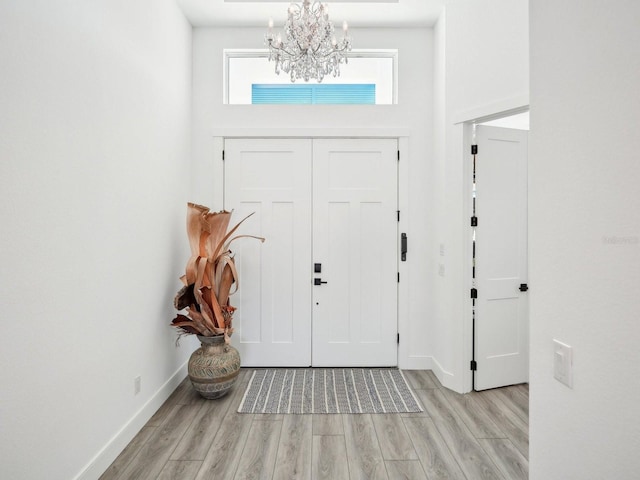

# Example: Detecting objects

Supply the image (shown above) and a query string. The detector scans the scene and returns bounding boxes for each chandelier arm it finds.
[269,44,305,60]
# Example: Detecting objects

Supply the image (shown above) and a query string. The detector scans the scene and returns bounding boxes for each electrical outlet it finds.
[134,376,141,395]
[438,263,445,277]
[439,243,445,256]
[553,340,573,388]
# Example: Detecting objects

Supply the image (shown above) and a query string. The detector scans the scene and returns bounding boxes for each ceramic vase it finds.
[188,335,240,399]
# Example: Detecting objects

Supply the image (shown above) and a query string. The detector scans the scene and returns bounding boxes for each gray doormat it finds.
[237,368,423,414]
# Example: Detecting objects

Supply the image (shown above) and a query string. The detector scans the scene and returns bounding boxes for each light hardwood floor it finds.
[100,369,528,480]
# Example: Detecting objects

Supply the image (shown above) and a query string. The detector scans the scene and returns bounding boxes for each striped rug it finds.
[237,368,423,414]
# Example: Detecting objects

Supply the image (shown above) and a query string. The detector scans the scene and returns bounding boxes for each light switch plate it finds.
[553,339,573,388]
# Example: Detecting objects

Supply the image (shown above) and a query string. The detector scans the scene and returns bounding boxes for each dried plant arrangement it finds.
[171,203,264,341]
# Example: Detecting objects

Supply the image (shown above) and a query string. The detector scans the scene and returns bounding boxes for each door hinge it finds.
[397,333,400,344]
[397,272,400,283]
[470,288,478,299]
[397,210,400,222]
[397,150,400,161]
[471,216,478,227]
[470,360,477,371]
[471,145,478,155]
[222,150,225,161]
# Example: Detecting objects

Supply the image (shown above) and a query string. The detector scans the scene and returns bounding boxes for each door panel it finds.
[312,139,398,366]
[475,126,528,390]
[224,138,312,366]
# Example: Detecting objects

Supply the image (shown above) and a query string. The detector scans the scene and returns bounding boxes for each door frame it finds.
[210,128,418,369]
[460,106,530,392]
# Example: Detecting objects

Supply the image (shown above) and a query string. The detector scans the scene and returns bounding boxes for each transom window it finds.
[224,50,397,105]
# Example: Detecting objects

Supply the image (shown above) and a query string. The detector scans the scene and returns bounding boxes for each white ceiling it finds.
[177,0,445,28]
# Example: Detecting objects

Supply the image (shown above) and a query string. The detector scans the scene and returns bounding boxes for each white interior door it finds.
[224,138,398,367]
[312,138,398,366]
[224,138,312,366]
[474,125,529,391]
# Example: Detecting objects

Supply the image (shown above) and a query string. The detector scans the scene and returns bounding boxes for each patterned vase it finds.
[188,335,241,399]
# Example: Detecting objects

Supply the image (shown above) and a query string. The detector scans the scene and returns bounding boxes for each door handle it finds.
[314,278,328,286]
[401,233,407,261]
[519,283,529,292]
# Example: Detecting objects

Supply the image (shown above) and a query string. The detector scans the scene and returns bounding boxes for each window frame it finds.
[223,49,399,105]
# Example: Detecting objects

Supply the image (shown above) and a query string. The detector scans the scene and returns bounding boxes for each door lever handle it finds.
[314,278,328,286]
[401,233,407,261]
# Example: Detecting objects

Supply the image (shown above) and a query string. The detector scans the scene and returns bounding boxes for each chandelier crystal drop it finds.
[265,1,352,83]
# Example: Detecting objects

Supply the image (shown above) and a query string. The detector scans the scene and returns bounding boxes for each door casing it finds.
[211,130,419,371]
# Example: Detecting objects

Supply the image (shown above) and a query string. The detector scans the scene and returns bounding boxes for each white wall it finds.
[432,0,529,392]
[529,1,640,478]
[431,8,448,385]
[0,2,194,479]
[191,27,435,369]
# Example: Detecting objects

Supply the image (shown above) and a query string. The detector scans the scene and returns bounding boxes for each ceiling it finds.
[177,0,445,28]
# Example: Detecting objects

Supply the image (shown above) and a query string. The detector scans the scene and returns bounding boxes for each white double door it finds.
[224,138,398,367]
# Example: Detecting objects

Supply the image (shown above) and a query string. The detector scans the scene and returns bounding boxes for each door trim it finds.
[212,131,417,370]
[212,127,410,138]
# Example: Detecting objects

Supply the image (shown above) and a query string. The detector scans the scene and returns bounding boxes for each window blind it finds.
[252,84,375,105]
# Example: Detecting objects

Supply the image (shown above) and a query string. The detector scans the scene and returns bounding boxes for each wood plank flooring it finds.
[100,370,528,480]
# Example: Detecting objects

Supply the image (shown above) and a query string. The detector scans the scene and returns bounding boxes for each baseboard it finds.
[430,356,460,392]
[73,361,188,480]
[400,355,434,370]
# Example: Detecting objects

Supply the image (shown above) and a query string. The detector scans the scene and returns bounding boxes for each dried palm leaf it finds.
[209,212,258,265]
[216,260,236,309]
[201,210,232,259]
[171,314,209,336]
[223,234,266,253]
[174,284,196,310]
[172,204,264,341]
[193,257,218,333]
[186,203,209,256]
[184,203,210,285]
[188,306,224,336]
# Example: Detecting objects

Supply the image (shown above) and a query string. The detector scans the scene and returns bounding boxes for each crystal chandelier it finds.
[264,1,352,83]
